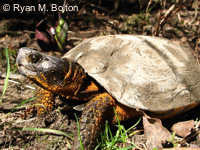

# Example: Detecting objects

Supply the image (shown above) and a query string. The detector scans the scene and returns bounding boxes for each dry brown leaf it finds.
[143,115,172,150]
[171,120,195,138]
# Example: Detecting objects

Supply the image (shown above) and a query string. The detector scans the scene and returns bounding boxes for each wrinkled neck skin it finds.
[30,58,87,99]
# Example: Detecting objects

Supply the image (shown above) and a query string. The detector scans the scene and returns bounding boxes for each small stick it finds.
[7,79,35,90]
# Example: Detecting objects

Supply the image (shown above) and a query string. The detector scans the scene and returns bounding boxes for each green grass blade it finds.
[146,0,160,13]
[3,97,36,118]
[75,114,84,150]
[127,117,141,132]
[0,48,10,104]
[9,126,73,139]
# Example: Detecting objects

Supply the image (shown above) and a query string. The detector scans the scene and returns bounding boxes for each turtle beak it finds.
[16,48,28,66]
[16,47,38,76]
[16,48,26,74]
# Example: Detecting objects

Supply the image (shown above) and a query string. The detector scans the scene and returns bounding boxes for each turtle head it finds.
[16,47,86,97]
[16,47,70,90]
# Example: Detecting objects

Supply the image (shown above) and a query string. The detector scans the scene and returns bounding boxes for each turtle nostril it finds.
[17,63,23,67]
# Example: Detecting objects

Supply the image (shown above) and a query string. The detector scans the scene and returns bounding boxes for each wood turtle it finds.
[16,35,200,149]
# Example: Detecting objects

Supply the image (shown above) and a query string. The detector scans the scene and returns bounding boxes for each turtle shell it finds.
[63,35,200,111]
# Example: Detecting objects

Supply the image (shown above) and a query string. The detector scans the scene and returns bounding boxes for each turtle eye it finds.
[29,54,42,63]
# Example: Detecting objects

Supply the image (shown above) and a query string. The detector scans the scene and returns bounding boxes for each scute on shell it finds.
[63,35,200,111]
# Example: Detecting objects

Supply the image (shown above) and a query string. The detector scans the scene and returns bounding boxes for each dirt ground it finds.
[0,0,200,149]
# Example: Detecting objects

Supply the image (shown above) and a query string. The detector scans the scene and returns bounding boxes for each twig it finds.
[159,4,176,25]
[154,8,163,36]
[14,118,36,124]
[154,1,183,36]
[146,0,153,13]
[0,72,24,80]
[154,0,194,36]
[23,30,35,34]
[190,0,199,23]
[7,79,35,90]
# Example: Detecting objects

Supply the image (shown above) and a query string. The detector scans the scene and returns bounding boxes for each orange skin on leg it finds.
[73,92,141,150]
[35,86,55,114]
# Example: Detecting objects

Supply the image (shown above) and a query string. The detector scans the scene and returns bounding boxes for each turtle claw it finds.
[73,103,87,111]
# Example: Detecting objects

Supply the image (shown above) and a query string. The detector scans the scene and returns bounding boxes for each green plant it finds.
[0,48,18,72]
[74,108,141,150]
[0,47,10,105]
[3,97,36,118]
[75,114,84,150]
[95,108,141,150]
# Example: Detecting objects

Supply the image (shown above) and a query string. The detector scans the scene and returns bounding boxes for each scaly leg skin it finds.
[73,93,140,150]
[35,86,55,115]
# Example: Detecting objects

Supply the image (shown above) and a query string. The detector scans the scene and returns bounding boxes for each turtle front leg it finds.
[73,93,115,149]
[35,86,55,114]
[73,92,140,150]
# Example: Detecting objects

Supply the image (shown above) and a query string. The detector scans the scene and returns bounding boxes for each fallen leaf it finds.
[171,120,195,138]
[143,115,172,150]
